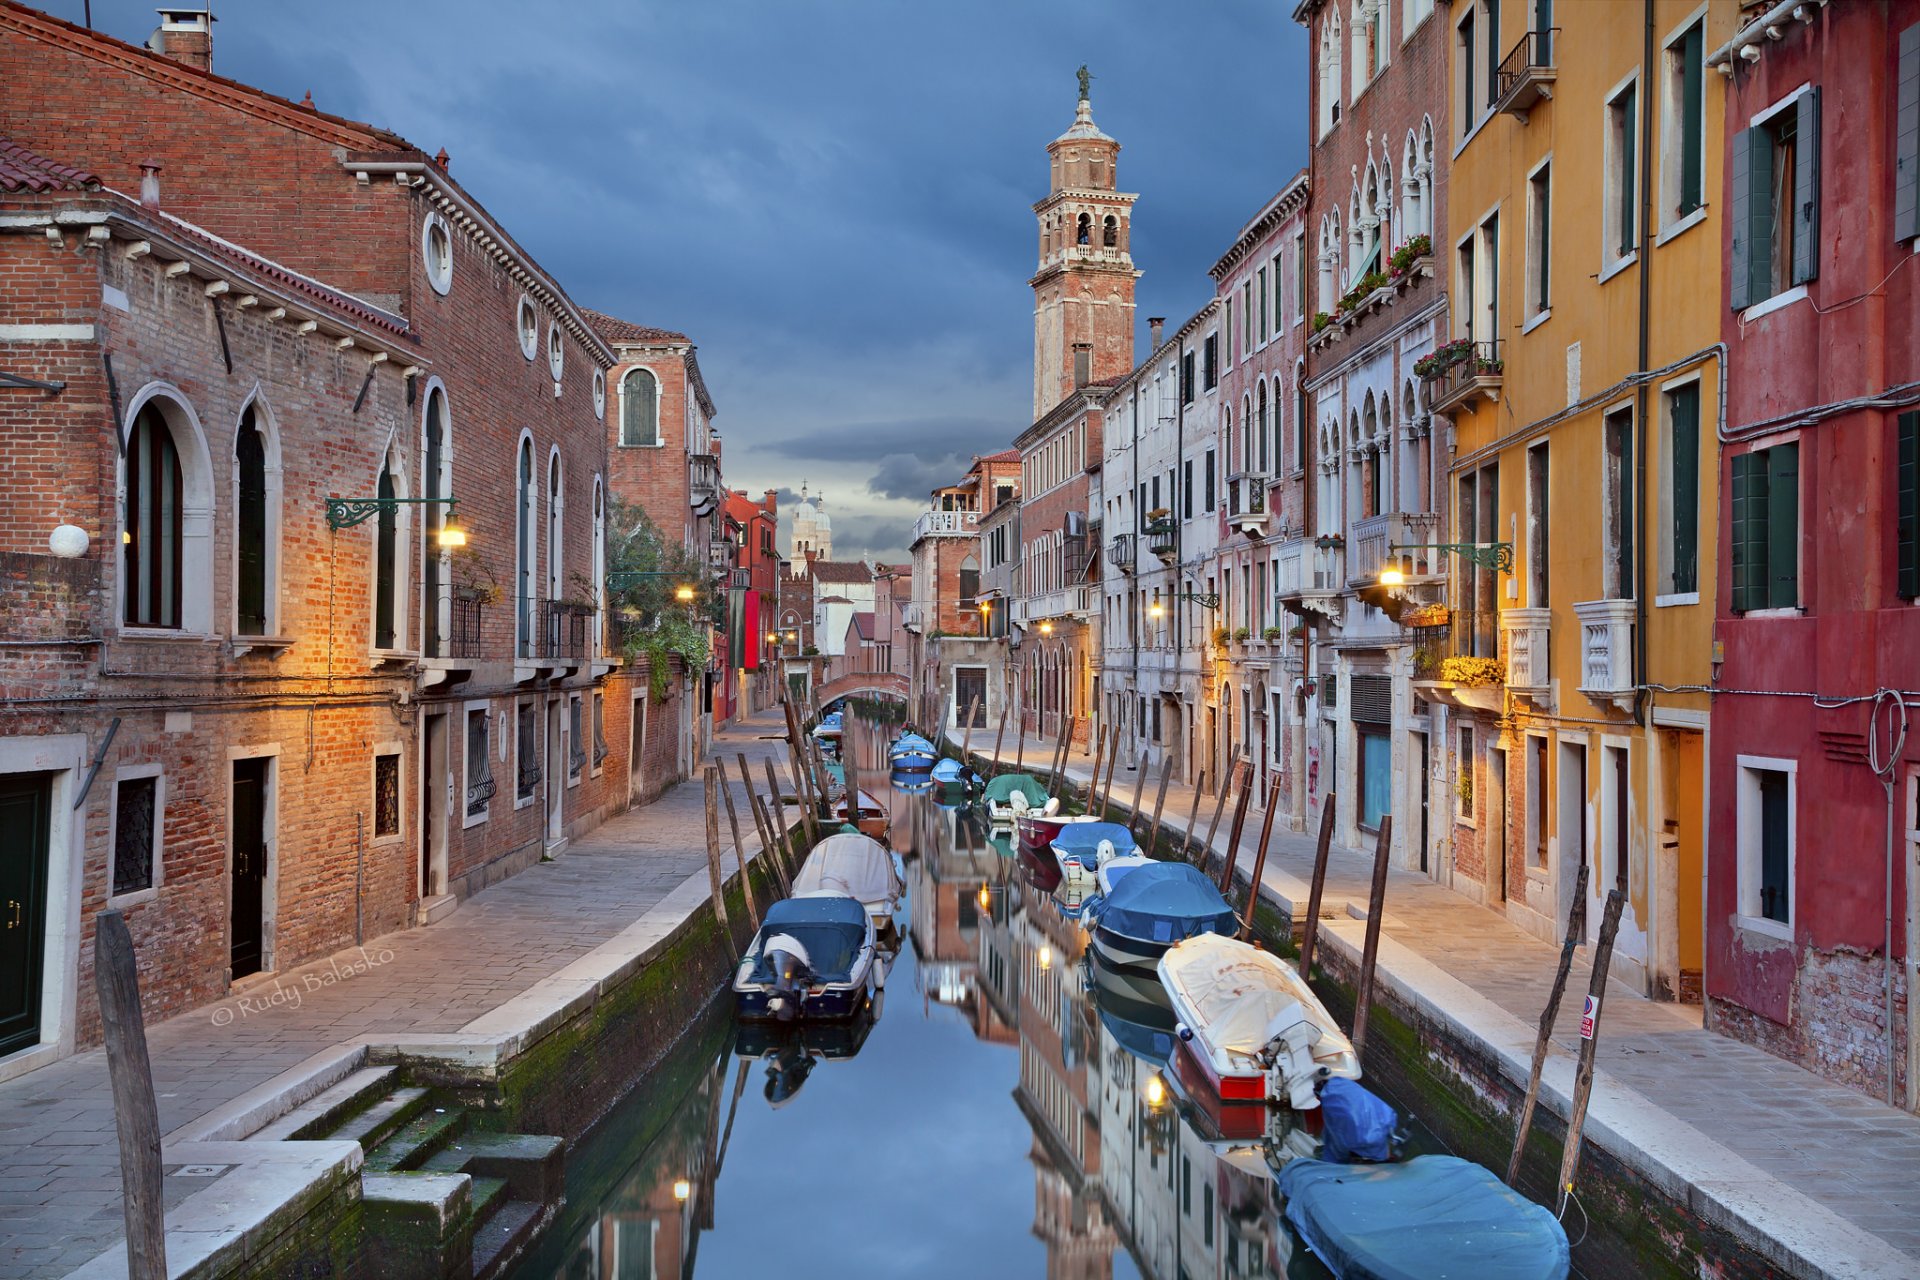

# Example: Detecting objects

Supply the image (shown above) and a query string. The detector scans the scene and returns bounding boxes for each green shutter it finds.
[1766,443,1800,609]
[1620,84,1638,257]
[1680,24,1704,215]
[1730,451,1765,612]
[1671,385,1700,595]
[1793,88,1821,285]
[1897,411,1919,600]
[1898,25,1920,242]
[1730,127,1772,311]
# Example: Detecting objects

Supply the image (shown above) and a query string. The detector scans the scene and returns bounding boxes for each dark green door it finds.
[231,758,268,980]
[0,774,52,1058]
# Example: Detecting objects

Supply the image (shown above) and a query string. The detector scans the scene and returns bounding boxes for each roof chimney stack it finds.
[1148,317,1165,348]
[148,9,214,72]
[138,159,162,210]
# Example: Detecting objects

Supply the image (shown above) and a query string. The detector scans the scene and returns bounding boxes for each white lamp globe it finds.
[48,524,90,559]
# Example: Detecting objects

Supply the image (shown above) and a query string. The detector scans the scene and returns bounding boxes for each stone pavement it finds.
[0,712,794,1280]
[970,728,1920,1266]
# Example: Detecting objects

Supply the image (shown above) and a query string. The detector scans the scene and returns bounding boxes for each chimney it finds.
[1148,316,1166,348]
[138,159,162,210]
[148,9,214,72]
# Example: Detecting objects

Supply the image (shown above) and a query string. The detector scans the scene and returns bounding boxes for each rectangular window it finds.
[1527,442,1549,607]
[1150,475,1161,513]
[594,693,608,770]
[1225,297,1234,362]
[1730,442,1801,611]
[517,699,540,801]
[1359,733,1392,831]
[1484,0,1501,107]
[1606,80,1640,262]
[1526,161,1551,318]
[373,752,401,838]
[1899,25,1919,242]
[466,707,494,819]
[112,774,159,896]
[1183,459,1195,520]
[1738,759,1795,929]
[1459,9,1477,138]
[1242,281,1253,356]
[1529,735,1549,867]
[1663,382,1701,596]
[1457,726,1476,822]
[1295,230,1309,320]
[1073,344,1092,387]
[1898,411,1918,600]
[1202,334,1218,390]
[1273,253,1286,331]
[1480,212,1500,342]
[1603,407,1634,599]
[1137,482,1147,531]
[1181,352,1196,404]
[569,695,585,781]
[1664,20,1706,222]
[1732,89,1821,307]
[1258,268,1270,344]
[1204,450,1217,512]
[1456,235,1476,341]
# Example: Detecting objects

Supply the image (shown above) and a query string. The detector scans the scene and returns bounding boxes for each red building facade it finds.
[1706,0,1920,1102]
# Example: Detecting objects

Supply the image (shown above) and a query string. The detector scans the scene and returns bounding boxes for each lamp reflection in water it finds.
[1143,1073,1167,1110]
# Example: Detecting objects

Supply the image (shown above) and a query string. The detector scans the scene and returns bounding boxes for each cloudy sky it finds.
[76,0,1309,561]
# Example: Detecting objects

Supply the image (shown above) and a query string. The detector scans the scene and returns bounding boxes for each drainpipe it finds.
[1632,0,1656,734]
[1173,335,1188,784]
[1127,379,1142,769]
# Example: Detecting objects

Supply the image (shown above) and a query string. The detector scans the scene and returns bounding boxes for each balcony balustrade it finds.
[688,451,721,503]
[520,597,593,662]
[1494,29,1558,120]
[911,508,981,543]
[1108,534,1135,575]
[1572,598,1635,706]
[1144,515,1179,561]
[1347,511,1442,587]
[1423,339,1504,416]
[1500,607,1552,697]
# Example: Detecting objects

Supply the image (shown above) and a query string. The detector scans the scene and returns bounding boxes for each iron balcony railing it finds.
[1423,339,1504,416]
[1494,28,1559,118]
[1107,534,1135,573]
[521,597,593,661]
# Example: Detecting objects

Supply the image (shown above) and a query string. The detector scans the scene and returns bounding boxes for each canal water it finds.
[508,761,1552,1280]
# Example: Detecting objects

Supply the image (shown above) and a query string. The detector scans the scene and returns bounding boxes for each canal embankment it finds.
[0,714,798,1280]
[953,727,1920,1280]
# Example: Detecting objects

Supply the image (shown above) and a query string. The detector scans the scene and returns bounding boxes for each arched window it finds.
[235,406,268,635]
[422,387,450,656]
[547,451,563,604]
[1103,215,1118,248]
[1318,9,1343,136]
[1257,381,1270,474]
[374,463,398,649]
[592,478,606,655]
[125,405,182,628]
[620,368,658,447]
[1076,213,1091,246]
[516,438,535,655]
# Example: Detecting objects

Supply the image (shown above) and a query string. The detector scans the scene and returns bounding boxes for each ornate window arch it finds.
[619,367,659,448]
[232,390,282,638]
[120,384,214,634]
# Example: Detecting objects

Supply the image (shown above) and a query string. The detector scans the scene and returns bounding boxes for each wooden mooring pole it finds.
[96,910,167,1280]
[1295,799,1338,979]
[1203,750,1241,860]
[718,767,759,928]
[1507,863,1589,1186]
[702,767,730,931]
[1349,815,1394,1058]
[1238,774,1285,939]
[1099,730,1121,820]
[1217,763,1256,893]
[1556,887,1627,1214]
[1144,755,1174,853]
[960,695,981,765]
[1013,691,1028,775]
[763,758,800,873]
[989,699,1011,778]
[1084,725,1107,816]
[1180,770,1207,864]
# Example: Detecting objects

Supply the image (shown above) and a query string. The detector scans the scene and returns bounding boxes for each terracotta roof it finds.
[810,560,874,585]
[583,308,689,346]
[980,448,1021,464]
[819,594,852,605]
[851,612,876,641]
[0,135,98,192]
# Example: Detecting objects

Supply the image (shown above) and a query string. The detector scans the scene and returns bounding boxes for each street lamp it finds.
[325,495,463,546]
[1148,602,1165,619]
[1383,540,1514,575]
[1039,620,1054,636]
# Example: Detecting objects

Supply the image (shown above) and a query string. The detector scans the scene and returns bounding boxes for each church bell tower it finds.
[1030,69,1140,421]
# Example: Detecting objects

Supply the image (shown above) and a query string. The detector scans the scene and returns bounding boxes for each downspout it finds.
[1632,0,1656,733]
[1175,339,1188,784]
[1129,380,1142,768]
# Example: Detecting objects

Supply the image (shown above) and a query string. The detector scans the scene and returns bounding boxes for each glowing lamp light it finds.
[1037,944,1054,971]
[979,600,992,613]
[1039,621,1054,636]
[1144,1074,1167,1109]
[437,519,467,549]
[672,1178,692,1203]
[1149,603,1166,619]
[977,883,991,911]
[1378,566,1405,587]
[675,584,696,602]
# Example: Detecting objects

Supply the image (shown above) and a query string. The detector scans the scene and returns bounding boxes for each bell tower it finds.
[1031,69,1140,421]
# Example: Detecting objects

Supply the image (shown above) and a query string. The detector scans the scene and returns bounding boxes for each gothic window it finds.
[235,405,268,635]
[546,452,563,605]
[1103,215,1118,248]
[1257,381,1270,473]
[374,462,399,649]
[125,405,182,628]
[620,368,659,447]
[1076,213,1091,245]
[517,438,535,655]
[422,387,450,656]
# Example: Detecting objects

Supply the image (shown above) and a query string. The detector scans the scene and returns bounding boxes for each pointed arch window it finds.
[1102,215,1118,248]
[1076,213,1091,245]
[422,388,451,656]
[235,406,268,635]
[546,452,563,605]
[374,463,398,649]
[620,368,659,447]
[125,405,182,628]
[517,438,535,655]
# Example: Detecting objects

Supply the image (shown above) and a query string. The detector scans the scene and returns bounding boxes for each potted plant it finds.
[1388,234,1433,277]
[1263,625,1284,642]
[1312,311,1332,333]
[1288,622,1306,639]
[1313,533,1345,551]
[1440,656,1503,687]
[1233,626,1251,644]
[452,547,503,605]
[1212,626,1232,648]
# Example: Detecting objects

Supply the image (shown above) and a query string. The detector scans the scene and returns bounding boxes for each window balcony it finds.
[1422,339,1504,417]
[1500,607,1552,698]
[439,588,486,660]
[688,452,721,505]
[1494,29,1559,122]
[524,598,593,662]
[1347,511,1441,587]
[1144,514,1179,561]
[1107,533,1135,575]
[1572,598,1635,709]
[911,508,980,543]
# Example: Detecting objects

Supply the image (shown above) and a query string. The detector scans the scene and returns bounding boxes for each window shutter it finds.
[1729,451,1765,612]
[1899,25,1920,242]
[1680,24,1704,215]
[1898,411,1919,600]
[1730,127,1755,311]
[1793,88,1821,285]
[1766,443,1800,609]
[1671,386,1700,595]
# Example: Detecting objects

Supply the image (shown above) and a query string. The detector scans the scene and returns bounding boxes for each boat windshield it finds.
[750,923,864,983]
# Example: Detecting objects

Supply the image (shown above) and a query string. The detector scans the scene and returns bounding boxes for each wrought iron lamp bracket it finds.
[1387,540,1514,573]
[326,495,457,531]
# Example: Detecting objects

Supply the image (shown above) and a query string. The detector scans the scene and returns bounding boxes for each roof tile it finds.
[0,135,98,193]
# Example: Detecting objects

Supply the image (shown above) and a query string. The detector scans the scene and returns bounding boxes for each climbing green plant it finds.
[605,496,715,700]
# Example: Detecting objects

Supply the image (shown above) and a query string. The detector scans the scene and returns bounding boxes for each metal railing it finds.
[1348,511,1442,585]
[1424,339,1503,414]
[1107,534,1135,572]
[522,598,593,661]
[1494,29,1558,110]
[912,508,981,542]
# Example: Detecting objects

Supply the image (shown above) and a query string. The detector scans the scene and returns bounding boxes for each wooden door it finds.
[230,758,268,980]
[0,774,51,1057]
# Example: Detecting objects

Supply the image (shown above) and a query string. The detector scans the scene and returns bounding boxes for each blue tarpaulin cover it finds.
[1083,862,1236,944]
[1278,1155,1570,1280]
[931,759,966,783]
[1050,822,1139,863]
[749,896,869,983]
[1320,1078,1397,1164]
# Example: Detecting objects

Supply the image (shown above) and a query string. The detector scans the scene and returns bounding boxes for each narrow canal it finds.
[508,741,1575,1280]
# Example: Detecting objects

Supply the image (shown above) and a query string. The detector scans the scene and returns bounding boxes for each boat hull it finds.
[1089,924,1171,975]
[887,751,936,772]
[734,982,870,1022]
[1170,1036,1270,1141]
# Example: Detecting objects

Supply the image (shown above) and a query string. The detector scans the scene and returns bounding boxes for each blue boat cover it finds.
[1098,1004,1177,1067]
[1050,822,1139,861]
[1320,1078,1397,1164]
[1082,862,1236,944]
[889,732,934,754]
[1278,1155,1570,1280]
[750,896,869,984]
[931,759,965,783]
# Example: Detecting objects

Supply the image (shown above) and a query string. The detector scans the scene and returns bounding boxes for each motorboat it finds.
[811,711,844,742]
[886,731,938,773]
[1158,933,1360,1112]
[831,788,889,841]
[734,1012,878,1109]
[889,769,934,796]
[733,892,878,1022]
[1095,853,1154,897]
[930,757,981,793]
[1015,808,1101,848]
[1016,839,1062,893]
[792,832,903,932]
[1278,1155,1570,1280]
[1083,861,1237,976]
[982,772,1054,824]
[1048,821,1139,876]
[1088,947,1180,1068]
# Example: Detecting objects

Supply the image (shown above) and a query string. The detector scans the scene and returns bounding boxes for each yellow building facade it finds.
[1427,0,1736,999]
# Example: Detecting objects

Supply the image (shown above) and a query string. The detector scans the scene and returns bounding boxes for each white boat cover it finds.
[794,833,903,909]
[1159,933,1359,1106]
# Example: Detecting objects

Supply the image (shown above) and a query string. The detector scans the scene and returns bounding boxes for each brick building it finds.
[0,5,636,1067]
[725,488,779,712]
[905,451,1021,729]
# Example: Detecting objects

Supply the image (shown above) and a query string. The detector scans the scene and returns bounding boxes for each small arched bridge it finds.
[815,671,909,712]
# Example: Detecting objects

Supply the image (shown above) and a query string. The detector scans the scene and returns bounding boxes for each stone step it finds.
[471,1199,545,1280]
[468,1175,509,1223]
[365,1104,468,1173]
[327,1086,433,1153]
[251,1065,400,1141]
[361,1171,473,1280]
[419,1131,565,1204]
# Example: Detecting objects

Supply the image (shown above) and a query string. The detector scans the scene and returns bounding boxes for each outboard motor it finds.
[762,933,814,1023]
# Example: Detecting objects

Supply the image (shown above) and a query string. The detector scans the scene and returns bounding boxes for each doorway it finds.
[422,713,447,899]
[1491,745,1509,903]
[0,773,51,1058]
[546,698,564,844]
[630,693,648,805]
[231,757,270,981]
[1558,739,1590,941]
[1413,732,1430,875]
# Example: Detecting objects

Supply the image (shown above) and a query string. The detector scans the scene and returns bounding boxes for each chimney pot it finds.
[1148,316,1166,347]
[149,8,213,72]
[434,148,450,170]
[139,159,162,210]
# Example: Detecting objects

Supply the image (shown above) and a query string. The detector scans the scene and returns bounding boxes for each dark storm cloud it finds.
[72,0,1308,577]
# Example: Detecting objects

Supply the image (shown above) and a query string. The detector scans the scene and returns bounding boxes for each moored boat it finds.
[1048,820,1139,874]
[792,832,904,932]
[1095,853,1153,896]
[831,788,889,841]
[1082,860,1236,975]
[885,731,937,772]
[733,892,878,1022]
[1015,809,1099,848]
[982,772,1054,824]
[1277,1155,1570,1280]
[1158,933,1359,1112]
